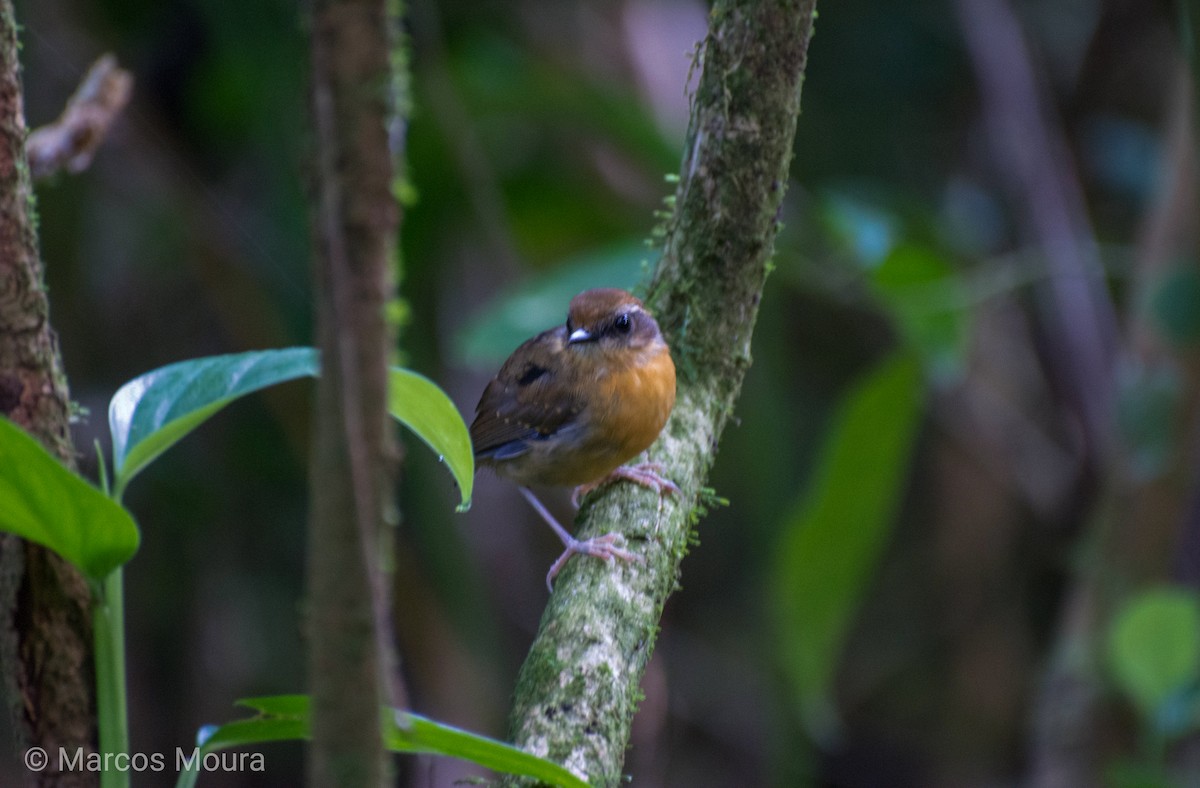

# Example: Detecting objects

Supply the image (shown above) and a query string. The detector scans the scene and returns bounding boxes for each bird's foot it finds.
[546,532,643,591]
[571,462,680,507]
[517,486,645,592]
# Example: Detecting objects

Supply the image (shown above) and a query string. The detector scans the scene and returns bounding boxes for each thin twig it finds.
[27,53,131,180]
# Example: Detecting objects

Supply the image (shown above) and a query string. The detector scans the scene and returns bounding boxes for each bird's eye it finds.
[614,313,632,334]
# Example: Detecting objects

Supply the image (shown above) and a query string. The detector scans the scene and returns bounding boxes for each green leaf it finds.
[174,716,305,788]
[454,244,646,366]
[385,711,589,787]
[1108,588,1200,716]
[109,348,320,497]
[0,417,139,580]
[235,695,309,716]
[388,369,474,511]
[196,716,308,751]
[110,347,471,509]
[177,695,589,788]
[772,353,924,742]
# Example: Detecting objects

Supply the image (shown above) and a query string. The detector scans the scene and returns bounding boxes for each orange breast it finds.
[586,346,676,473]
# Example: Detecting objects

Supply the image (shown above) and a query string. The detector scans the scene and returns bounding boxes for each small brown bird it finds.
[470,288,678,590]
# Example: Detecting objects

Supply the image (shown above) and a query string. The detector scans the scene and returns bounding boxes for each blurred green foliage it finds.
[1105,587,1200,787]
[773,352,923,744]
[1108,588,1200,720]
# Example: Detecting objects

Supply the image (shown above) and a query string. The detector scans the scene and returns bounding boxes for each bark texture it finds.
[306,0,403,785]
[503,2,818,785]
[0,2,96,784]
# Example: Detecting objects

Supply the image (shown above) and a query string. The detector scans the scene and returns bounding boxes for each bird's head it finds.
[563,288,666,356]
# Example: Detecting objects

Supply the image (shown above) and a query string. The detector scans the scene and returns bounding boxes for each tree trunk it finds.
[0,2,96,785]
[502,2,818,785]
[305,0,405,785]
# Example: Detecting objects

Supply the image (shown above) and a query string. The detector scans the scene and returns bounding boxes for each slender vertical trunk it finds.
[306,0,405,784]
[0,2,96,785]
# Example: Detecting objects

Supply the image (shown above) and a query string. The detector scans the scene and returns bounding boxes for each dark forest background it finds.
[4,0,1197,786]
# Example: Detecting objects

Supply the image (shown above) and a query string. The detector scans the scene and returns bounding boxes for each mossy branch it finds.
[502,2,818,785]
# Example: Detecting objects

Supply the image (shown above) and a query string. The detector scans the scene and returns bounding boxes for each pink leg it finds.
[572,462,680,507]
[518,487,642,591]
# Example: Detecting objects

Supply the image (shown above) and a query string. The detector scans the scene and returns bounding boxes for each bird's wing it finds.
[470,329,585,460]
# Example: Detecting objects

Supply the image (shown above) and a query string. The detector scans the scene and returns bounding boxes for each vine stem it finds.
[94,567,130,788]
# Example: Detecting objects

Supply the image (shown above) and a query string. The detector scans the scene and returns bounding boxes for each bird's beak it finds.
[568,327,593,344]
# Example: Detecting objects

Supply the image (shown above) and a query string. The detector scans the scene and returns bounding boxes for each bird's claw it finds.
[571,462,680,507]
[546,532,643,591]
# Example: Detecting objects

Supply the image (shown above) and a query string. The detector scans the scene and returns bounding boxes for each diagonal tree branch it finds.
[502,1,818,785]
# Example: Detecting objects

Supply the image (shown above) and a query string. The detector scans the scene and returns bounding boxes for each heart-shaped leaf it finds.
[109,348,320,498]
[110,348,473,510]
